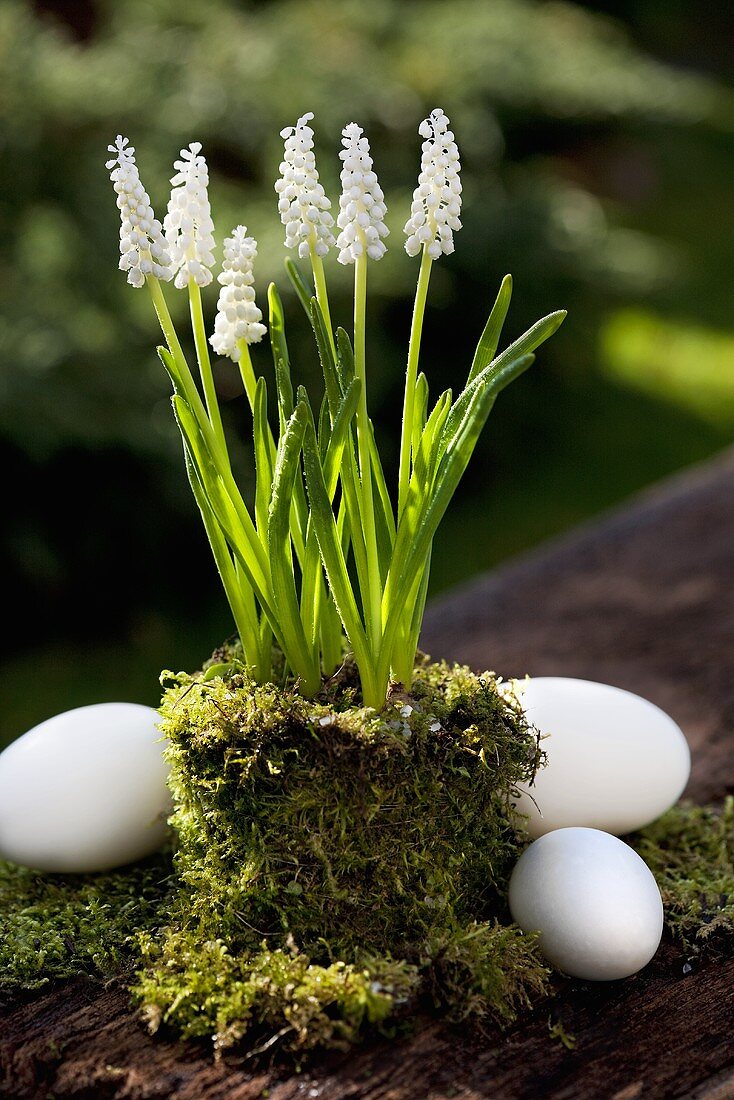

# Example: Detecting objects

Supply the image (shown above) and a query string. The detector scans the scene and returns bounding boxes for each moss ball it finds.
[136,651,549,1052]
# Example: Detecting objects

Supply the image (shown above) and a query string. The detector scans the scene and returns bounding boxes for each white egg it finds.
[0,703,171,873]
[509,827,663,980]
[512,677,690,837]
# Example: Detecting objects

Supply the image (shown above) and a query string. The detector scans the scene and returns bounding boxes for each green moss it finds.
[631,798,734,946]
[134,650,549,1053]
[0,851,174,994]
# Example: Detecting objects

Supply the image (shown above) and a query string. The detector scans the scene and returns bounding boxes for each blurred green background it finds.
[1,0,733,745]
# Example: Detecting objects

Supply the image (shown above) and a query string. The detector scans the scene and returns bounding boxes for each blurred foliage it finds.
[0,0,732,740]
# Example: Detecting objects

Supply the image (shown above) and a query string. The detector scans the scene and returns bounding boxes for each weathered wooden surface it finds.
[3,450,734,1099]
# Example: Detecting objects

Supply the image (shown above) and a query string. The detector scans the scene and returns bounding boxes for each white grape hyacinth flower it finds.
[404,108,462,260]
[164,142,216,289]
[275,112,335,261]
[336,123,389,265]
[106,136,172,288]
[209,227,266,360]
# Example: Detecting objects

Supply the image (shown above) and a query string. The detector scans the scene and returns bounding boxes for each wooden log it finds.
[3,451,734,1099]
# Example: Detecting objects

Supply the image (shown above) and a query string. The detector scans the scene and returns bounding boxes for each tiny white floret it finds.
[336,123,389,265]
[404,108,462,260]
[164,142,216,289]
[209,226,267,359]
[106,136,172,287]
[275,112,335,261]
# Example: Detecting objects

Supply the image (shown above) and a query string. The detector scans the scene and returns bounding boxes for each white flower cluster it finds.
[164,142,216,289]
[209,226,266,359]
[336,124,389,265]
[404,108,462,260]
[275,112,335,261]
[106,136,172,288]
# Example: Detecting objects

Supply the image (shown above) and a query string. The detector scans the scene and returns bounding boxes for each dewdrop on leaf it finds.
[164,142,216,289]
[275,112,335,261]
[106,136,172,288]
[404,108,462,261]
[209,226,266,360]
[336,123,389,265]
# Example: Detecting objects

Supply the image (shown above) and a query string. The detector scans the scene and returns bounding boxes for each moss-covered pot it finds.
[136,650,550,1052]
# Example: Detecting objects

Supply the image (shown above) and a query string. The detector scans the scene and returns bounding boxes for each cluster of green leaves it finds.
[135,651,548,1051]
[154,253,564,707]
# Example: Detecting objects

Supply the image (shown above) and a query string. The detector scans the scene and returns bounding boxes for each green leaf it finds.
[493,308,566,374]
[253,376,274,541]
[467,274,513,384]
[299,380,360,658]
[301,407,376,700]
[411,372,429,458]
[413,389,451,497]
[441,307,565,458]
[336,327,356,390]
[317,395,331,464]
[284,257,314,319]
[318,379,362,499]
[310,298,343,417]
[368,421,396,580]
[378,353,536,688]
[157,346,184,394]
[441,352,535,464]
[181,443,263,675]
[172,395,273,620]
[268,282,295,434]
[268,402,319,692]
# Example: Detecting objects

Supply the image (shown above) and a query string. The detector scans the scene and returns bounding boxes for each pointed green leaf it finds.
[301,407,375,698]
[268,401,319,691]
[310,298,343,416]
[284,257,314,318]
[411,372,429,458]
[468,274,513,384]
[336,327,356,390]
[253,376,274,540]
[268,282,295,434]
[171,394,273,619]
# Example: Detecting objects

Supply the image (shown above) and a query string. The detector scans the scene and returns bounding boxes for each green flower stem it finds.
[398,246,433,519]
[238,341,276,463]
[353,253,383,652]
[310,247,336,357]
[148,277,227,464]
[147,277,186,368]
[189,280,227,457]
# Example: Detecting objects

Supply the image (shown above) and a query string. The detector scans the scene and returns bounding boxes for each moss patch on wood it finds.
[0,851,174,995]
[631,797,734,946]
[134,651,550,1053]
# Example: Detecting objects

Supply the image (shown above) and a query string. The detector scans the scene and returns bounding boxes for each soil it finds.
[3,448,734,1099]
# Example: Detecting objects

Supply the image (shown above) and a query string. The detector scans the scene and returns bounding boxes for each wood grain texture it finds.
[3,451,734,1100]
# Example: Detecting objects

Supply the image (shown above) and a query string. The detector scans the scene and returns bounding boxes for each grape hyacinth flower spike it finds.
[336,123,389,265]
[275,111,335,336]
[209,226,267,362]
[164,142,216,290]
[398,108,462,518]
[275,112,335,262]
[404,108,462,260]
[106,136,172,288]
